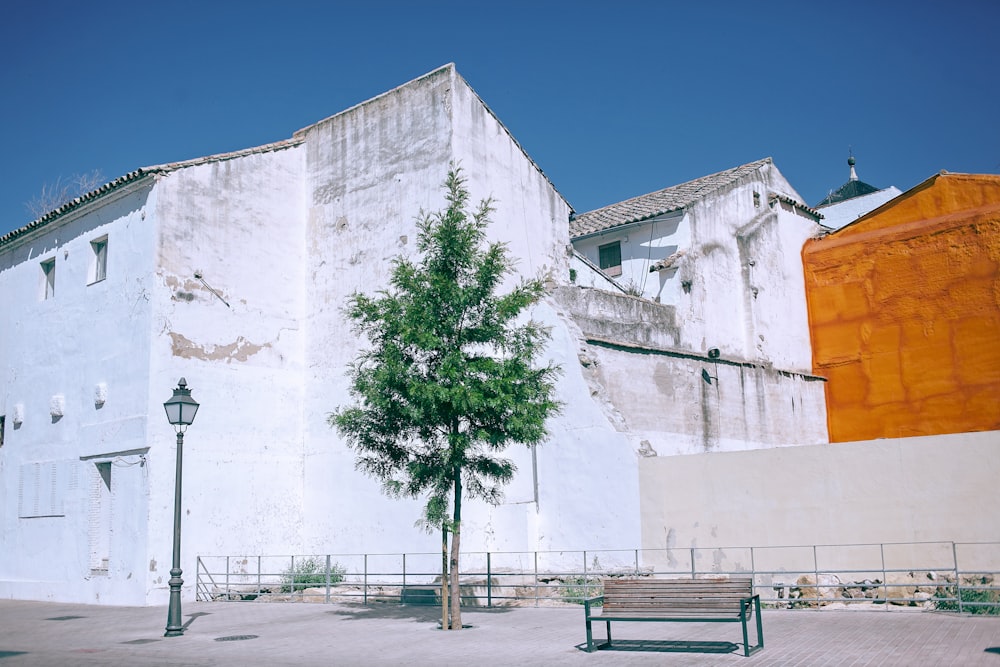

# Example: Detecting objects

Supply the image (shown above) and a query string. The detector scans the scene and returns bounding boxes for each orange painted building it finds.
[803,172,1000,442]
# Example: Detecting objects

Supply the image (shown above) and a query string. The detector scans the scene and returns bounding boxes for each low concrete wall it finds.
[639,430,1000,559]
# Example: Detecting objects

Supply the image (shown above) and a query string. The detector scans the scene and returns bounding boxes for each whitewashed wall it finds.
[0,181,159,603]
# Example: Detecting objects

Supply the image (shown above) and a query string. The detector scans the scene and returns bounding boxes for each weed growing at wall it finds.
[281,558,346,593]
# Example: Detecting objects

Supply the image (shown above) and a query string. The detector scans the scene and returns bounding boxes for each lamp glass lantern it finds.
[164,378,199,428]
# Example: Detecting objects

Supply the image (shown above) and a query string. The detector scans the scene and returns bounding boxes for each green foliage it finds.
[560,577,603,605]
[934,582,1000,615]
[329,167,562,529]
[281,557,346,593]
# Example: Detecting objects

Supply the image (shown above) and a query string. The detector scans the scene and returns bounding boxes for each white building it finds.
[814,156,902,230]
[0,65,830,606]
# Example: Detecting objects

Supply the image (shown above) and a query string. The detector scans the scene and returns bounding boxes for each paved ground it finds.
[0,599,998,666]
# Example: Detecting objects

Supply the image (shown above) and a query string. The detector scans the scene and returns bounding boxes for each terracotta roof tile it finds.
[570,158,772,239]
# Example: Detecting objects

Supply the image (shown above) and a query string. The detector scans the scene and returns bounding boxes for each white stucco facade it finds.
[0,65,649,605]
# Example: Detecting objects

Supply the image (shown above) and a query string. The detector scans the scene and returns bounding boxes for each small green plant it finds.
[569,268,577,283]
[622,281,643,297]
[281,557,346,593]
[560,577,603,605]
[934,582,1000,615]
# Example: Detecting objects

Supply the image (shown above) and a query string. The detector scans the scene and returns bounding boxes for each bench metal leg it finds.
[585,617,594,652]
[740,596,764,656]
[606,620,612,647]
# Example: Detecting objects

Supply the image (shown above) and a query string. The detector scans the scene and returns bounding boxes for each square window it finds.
[90,237,108,284]
[41,258,56,299]
[598,241,622,277]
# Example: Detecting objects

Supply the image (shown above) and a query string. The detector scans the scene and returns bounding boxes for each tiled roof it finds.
[0,138,302,248]
[569,158,773,239]
[769,193,823,220]
[815,178,880,207]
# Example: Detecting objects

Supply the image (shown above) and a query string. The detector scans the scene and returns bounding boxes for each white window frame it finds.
[40,258,56,299]
[89,236,108,284]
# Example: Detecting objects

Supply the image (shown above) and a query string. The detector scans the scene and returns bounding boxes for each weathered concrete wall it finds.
[638,431,1000,566]
[294,65,638,557]
[571,163,820,374]
[0,181,159,604]
[552,285,827,454]
[147,144,307,603]
[804,173,1000,441]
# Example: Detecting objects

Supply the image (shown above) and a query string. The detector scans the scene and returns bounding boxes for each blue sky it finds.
[1,1,997,237]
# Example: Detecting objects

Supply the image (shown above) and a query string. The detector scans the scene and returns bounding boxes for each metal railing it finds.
[195,541,1000,613]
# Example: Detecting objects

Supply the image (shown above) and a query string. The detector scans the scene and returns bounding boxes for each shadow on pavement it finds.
[577,639,741,655]
[327,602,513,623]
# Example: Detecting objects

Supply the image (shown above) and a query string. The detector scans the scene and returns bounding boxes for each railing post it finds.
[225,556,230,601]
[325,554,332,604]
[583,550,588,601]
[257,555,261,598]
[881,543,887,610]
[402,553,407,596]
[364,554,369,605]
[534,551,539,607]
[813,546,819,606]
[635,549,639,575]
[690,547,696,579]
[953,542,963,613]
[487,552,492,608]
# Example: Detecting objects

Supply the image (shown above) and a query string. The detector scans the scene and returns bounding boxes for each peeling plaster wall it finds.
[146,144,307,603]
[295,65,637,557]
[0,183,158,604]
[553,285,827,453]
[639,430,1000,568]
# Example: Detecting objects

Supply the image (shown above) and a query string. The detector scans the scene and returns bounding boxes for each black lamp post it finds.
[163,378,199,637]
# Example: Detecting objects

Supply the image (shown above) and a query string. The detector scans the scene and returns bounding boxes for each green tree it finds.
[329,168,561,629]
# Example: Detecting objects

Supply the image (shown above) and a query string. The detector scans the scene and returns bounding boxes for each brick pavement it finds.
[0,599,998,666]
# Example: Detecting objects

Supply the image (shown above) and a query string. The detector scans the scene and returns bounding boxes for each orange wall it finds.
[803,174,1000,441]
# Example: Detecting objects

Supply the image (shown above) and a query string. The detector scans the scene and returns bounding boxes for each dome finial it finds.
[848,150,858,181]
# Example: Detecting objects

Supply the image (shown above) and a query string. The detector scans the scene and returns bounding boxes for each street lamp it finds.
[163,378,199,637]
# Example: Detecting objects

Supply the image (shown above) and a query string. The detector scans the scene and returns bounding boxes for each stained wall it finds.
[803,173,1000,441]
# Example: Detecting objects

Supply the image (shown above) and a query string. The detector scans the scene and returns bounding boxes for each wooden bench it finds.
[583,577,763,656]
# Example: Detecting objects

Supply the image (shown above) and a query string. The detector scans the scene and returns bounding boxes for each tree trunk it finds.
[449,466,463,629]
[441,523,449,630]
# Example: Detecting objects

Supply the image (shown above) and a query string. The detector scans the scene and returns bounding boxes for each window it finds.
[598,241,622,277]
[0,415,4,448]
[89,462,112,573]
[41,258,56,299]
[90,236,108,284]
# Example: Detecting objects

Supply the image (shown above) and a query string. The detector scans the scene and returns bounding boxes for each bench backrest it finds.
[602,577,754,617]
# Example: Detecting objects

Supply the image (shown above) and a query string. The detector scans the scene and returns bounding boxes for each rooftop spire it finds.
[848,153,858,182]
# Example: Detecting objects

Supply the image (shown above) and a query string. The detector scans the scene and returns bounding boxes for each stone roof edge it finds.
[1,169,156,247]
[143,136,303,172]
[450,67,573,213]
[768,192,824,220]
[571,249,628,292]
[292,63,457,138]
[1,137,304,248]
[584,335,827,381]
[571,157,774,236]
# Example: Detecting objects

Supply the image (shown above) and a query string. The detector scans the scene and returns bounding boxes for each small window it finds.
[0,415,5,448]
[41,258,56,299]
[598,241,622,277]
[90,236,108,284]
